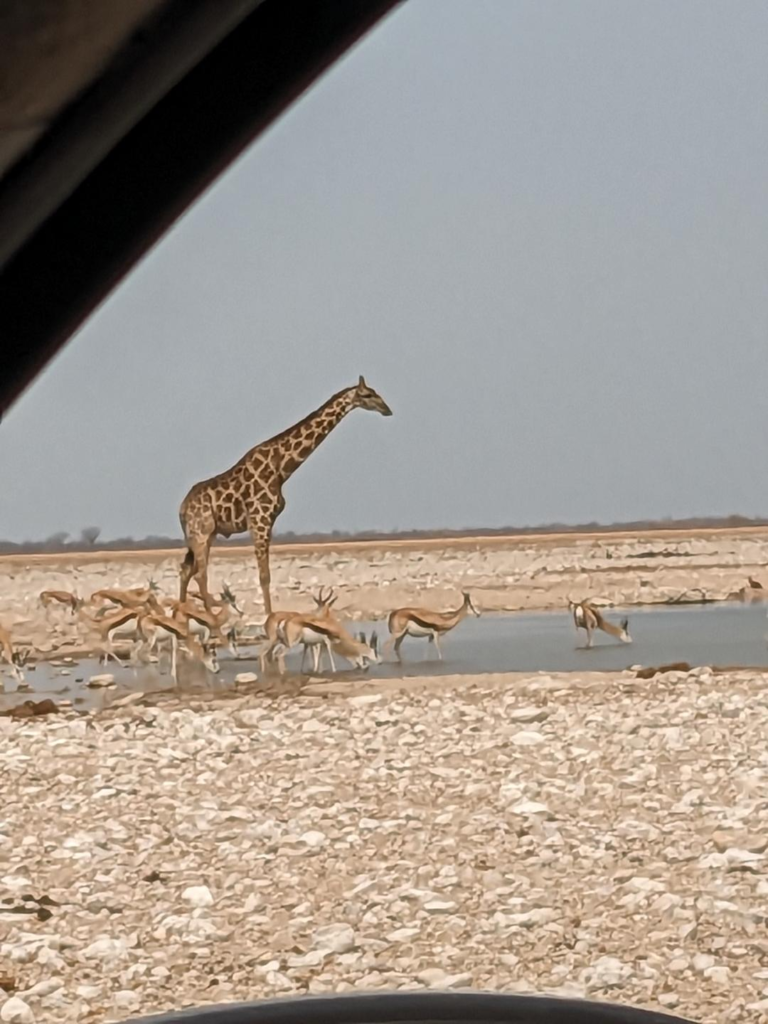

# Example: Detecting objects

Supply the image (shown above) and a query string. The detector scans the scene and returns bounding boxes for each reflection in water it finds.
[3,603,766,711]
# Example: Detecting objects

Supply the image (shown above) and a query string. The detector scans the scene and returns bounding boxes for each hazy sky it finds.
[2,0,768,541]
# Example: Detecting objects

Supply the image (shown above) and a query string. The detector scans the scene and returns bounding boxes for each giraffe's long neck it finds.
[264,388,356,481]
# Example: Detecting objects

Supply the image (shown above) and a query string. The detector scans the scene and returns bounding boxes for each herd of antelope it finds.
[0,579,491,686]
[0,569,644,689]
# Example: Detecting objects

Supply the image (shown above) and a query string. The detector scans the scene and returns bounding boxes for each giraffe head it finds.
[351,376,392,416]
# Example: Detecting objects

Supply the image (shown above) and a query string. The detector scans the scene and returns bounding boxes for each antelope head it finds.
[356,631,380,668]
[13,647,30,669]
[313,587,337,615]
[202,643,220,674]
[220,583,243,616]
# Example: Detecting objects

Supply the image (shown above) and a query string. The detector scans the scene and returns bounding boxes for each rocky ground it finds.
[1,529,767,656]
[1,668,768,1023]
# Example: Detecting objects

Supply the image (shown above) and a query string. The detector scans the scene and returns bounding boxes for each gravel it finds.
[0,669,767,1022]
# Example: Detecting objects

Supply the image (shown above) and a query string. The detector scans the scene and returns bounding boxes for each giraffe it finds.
[178,376,392,615]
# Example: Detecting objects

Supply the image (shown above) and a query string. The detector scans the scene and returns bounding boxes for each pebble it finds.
[181,886,214,908]
[86,674,114,688]
[0,998,33,1023]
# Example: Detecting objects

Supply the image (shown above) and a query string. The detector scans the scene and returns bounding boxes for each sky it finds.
[2,0,768,542]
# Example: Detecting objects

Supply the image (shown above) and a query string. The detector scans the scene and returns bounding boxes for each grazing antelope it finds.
[0,624,28,683]
[262,615,379,675]
[39,590,82,614]
[261,587,337,671]
[384,591,480,662]
[138,612,219,680]
[93,607,146,667]
[171,584,243,655]
[91,580,163,615]
[569,599,631,648]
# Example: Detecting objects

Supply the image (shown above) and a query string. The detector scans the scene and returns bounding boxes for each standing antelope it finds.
[384,592,480,662]
[39,590,82,614]
[0,624,28,683]
[91,580,162,615]
[569,599,631,648]
[260,587,337,671]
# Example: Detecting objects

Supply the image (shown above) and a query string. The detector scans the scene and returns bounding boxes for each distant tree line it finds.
[1,514,766,556]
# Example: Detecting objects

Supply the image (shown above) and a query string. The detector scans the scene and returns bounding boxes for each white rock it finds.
[113,990,140,1009]
[87,674,114,688]
[510,730,545,746]
[81,937,128,961]
[75,986,102,1000]
[181,885,214,908]
[386,928,420,943]
[312,923,355,954]
[509,800,551,817]
[0,998,34,1023]
[703,965,731,986]
[19,980,61,999]
[298,831,327,848]
[235,673,258,684]
[692,953,715,973]
[424,900,457,913]
[507,707,549,723]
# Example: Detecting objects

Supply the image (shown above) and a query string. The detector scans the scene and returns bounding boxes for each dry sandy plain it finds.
[1,529,768,1023]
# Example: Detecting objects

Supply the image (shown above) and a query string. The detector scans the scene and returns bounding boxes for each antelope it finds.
[171,583,243,655]
[261,615,379,675]
[138,612,219,680]
[0,624,29,683]
[91,579,163,616]
[384,591,480,662]
[93,607,146,667]
[39,589,82,614]
[260,587,338,671]
[569,599,631,648]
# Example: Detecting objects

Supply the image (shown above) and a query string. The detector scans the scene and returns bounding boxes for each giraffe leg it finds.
[250,527,273,616]
[181,534,216,611]
[179,550,195,605]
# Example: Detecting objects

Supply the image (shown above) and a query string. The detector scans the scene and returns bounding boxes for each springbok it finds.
[569,599,631,648]
[170,583,243,656]
[384,591,480,662]
[260,587,338,671]
[261,614,379,675]
[39,590,82,615]
[138,612,219,680]
[91,579,163,616]
[93,607,146,667]
[0,624,29,683]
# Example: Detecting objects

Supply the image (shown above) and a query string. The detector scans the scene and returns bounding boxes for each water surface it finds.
[5,603,766,711]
